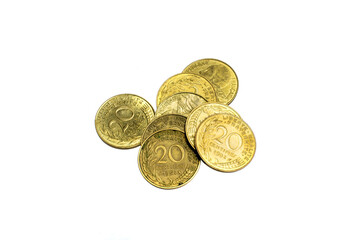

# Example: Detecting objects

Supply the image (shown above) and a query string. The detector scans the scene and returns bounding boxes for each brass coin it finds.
[95,94,155,149]
[195,114,255,172]
[186,103,241,149]
[141,114,187,145]
[183,59,238,105]
[138,129,201,189]
[156,73,217,107]
[155,92,207,118]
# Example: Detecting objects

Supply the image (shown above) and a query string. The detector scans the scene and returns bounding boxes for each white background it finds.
[0,1,359,239]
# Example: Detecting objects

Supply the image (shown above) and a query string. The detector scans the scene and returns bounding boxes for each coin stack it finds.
[95,58,256,189]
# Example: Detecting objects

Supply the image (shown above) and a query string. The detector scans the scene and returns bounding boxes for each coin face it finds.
[155,92,207,118]
[95,94,155,149]
[156,73,217,107]
[141,114,187,145]
[138,130,201,189]
[186,103,241,149]
[183,59,238,105]
[195,114,255,172]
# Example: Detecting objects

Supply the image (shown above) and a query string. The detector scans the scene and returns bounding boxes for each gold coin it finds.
[95,94,155,149]
[195,114,255,172]
[141,114,187,145]
[156,73,217,107]
[155,92,207,118]
[183,59,238,105]
[138,129,201,189]
[186,103,241,149]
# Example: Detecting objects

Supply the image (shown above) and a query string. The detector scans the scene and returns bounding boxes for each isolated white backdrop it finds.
[0,1,359,240]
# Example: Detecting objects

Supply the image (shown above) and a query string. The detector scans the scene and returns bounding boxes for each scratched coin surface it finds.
[155,92,207,118]
[141,114,187,145]
[138,130,201,189]
[95,94,155,149]
[156,73,217,107]
[183,58,238,105]
[195,114,255,172]
[186,103,241,149]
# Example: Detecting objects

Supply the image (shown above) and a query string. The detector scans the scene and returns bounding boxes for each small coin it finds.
[183,59,238,105]
[186,103,241,149]
[195,114,255,172]
[138,129,201,189]
[95,94,155,149]
[156,73,217,107]
[155,92,207,118]
[141,114,187,145]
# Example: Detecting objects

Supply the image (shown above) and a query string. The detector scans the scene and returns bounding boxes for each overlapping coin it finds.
[155,92,207,118]
[141,114,187,145]
[195,114,256,172]
[138,129,200,189]
[95,58,256,189]
[186,102,241,149]
[156,73,217,107]
[183,58,238,105]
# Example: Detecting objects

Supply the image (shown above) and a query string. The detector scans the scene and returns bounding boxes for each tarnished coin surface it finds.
[95,94,155,149]
[155,92,207,118]
[195,114,255,172]
[183,58,238,105]
[156,73,217,107]
[186,103,241,149]
[141,114,187,145]
[138,130,201,189]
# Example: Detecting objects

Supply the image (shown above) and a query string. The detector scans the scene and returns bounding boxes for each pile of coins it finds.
[95,58,256,189]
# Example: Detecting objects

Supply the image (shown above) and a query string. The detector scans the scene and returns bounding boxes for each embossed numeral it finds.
[226,132,242,150]
[155,145,167,163]
[155,144,185,163]
[109,107,134,135]
[116,107,134,121]
[214,125,242,151]
[214,125,227,144]
[168,145,185,162]
[190,86,199,93]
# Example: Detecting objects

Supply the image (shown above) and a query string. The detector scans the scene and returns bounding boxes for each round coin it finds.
[95,94,155,149]
[138,129,201,189]
[186,103,241,149]
[195,114,255,172]
[183,58,238,105]
[156,73,217,107]
[155,92,207,118]
[141,114,187,145]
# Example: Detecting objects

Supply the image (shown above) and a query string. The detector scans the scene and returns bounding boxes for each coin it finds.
[155,92,207,118]
[156,73,217,107]
[186,103,241,149]
[195,114,255,172]
[183,58,238,105]
[138,129,201,189]
[141,114,187,145]
[95,94,155,149]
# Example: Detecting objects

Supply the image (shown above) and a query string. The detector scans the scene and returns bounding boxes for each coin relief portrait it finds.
[155,92,207,117]
[183,59,238,104]
[156,73,217,106]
